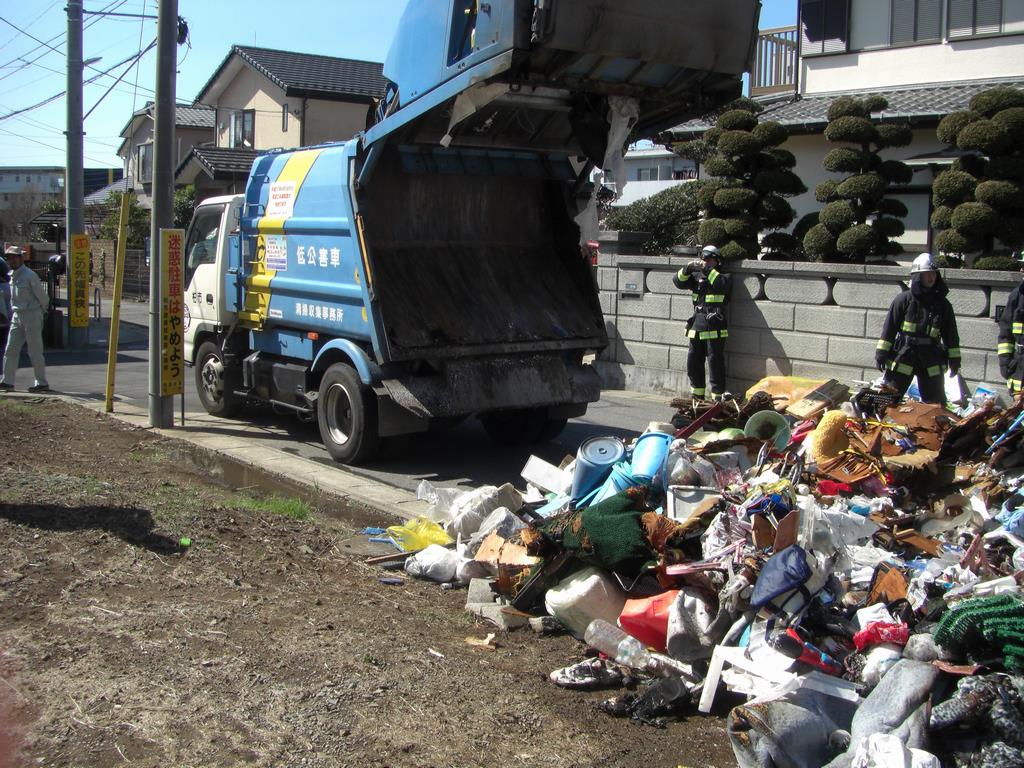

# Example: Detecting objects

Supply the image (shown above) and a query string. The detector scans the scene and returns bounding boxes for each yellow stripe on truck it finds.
[240,149,325,328]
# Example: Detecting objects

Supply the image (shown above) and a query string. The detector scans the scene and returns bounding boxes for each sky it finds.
[0,0,797,170]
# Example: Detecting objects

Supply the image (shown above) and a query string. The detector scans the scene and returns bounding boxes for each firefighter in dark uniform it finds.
[673,245,731,400]
[997,251,1024,395]
[875,253,961,405]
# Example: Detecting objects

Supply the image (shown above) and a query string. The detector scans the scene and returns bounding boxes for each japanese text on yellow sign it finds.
[161,229,185,396]
[69,234,90,328]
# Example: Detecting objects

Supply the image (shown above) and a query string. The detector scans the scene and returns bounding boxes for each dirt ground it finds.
[0,398,737,768]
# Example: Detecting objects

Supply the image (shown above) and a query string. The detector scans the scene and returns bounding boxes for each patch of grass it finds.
[0,399,33,417]
[234,494,311,521]
[421,607,477,630]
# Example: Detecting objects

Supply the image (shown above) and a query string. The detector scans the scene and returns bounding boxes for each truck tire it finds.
[535,417,568,443]
[195,341,242,417]
[317,363,379,464]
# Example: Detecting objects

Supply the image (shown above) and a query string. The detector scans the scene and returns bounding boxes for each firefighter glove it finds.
[875,352,890,373]
[948,359,961,375]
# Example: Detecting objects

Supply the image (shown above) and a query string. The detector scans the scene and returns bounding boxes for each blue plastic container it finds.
[591,462,637,504]
[570,436,626,504]
[629,431,673,483]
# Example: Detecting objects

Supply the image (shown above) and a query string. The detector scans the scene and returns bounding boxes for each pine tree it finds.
[931,86,1024,268]
[803,96,913,262]
[673,99,805,260]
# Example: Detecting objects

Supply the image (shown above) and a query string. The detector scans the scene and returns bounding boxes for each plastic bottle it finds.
[585,619,652,668]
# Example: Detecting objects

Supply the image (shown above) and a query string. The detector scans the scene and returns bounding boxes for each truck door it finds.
[183,202,227,344]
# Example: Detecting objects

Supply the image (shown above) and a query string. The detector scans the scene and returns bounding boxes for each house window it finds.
[636,167,658,181]
[229,109,255,148]
[137,143,153,184]
[890,0,942,44]
[801,0,850,55]
[282,103,289,133]
[948,0,1018,38]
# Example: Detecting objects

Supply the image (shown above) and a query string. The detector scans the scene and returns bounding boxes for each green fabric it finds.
[536,486,655,576]
[934,593,1024,667]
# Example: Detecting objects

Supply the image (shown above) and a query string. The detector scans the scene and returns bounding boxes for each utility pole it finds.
[148,0,177,428]
[66,0,86,349]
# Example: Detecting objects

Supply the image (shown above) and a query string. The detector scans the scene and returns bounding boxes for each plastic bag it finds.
[416,480,466,524]
[405,544,460,582]
[466,506,526,556]
[420,482,523,538]
[386,516,453,552]
[851,733,940,768]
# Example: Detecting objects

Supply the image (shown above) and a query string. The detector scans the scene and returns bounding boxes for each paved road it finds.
[23,299,678,498]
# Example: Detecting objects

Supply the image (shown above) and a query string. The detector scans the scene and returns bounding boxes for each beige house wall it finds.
[303,99,369,145]
[212,66,300,149]
[119,122,213,207]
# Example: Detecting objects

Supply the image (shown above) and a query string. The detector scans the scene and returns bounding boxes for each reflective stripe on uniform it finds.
[1010,378,1023,393]
[705,294,725,303]
[999,342,1015,355]
[901,321,917,332]
[1014,322,1024,335]
[927,326,941,338]
[947,347,961,359]
[926,365,943,377]
[707,269,720,284]
[876,339,892,351]
[889,361,914,375]
[688,329,728,340]
[691,387,706,396]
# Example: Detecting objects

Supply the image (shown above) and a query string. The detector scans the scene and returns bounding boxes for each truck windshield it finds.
[183,204,224,289]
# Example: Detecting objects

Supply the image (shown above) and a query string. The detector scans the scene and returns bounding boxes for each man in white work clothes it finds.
[0,246,50,393]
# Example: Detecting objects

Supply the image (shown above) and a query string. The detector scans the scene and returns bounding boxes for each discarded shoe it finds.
[549,658,624,690]
[27,384,50,393]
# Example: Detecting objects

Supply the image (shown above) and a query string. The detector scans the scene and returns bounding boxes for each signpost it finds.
[69,233,90,329]
[160,228,184,397]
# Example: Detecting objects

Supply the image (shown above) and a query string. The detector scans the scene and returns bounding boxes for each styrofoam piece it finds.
[521,455,572,496]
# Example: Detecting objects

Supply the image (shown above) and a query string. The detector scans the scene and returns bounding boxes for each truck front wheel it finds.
[195,341,242,417]
[317,363,379,464]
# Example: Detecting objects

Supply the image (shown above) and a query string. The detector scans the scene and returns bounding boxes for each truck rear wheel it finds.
[195,341,242,417]
[317,363,379,464]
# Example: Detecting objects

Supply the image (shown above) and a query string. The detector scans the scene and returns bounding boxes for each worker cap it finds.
[910,252,938,274]
[4,245,22,257]
[700,245,721,261]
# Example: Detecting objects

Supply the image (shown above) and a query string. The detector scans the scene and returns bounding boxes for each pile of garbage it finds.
[371,375,1024,768]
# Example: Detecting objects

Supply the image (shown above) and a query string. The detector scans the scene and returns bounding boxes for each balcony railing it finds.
[750,25,798,97]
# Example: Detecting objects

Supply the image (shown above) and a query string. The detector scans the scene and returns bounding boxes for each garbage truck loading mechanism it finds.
[181,0,762,464]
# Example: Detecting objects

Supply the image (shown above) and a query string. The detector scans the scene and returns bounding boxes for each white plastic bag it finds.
[851,733,940,768]
[466,507,526,556]
[405,544,460,583]
[417,481,523,538]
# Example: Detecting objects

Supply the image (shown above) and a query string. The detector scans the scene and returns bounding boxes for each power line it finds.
[0,1,59,53]
[0,127,113,166]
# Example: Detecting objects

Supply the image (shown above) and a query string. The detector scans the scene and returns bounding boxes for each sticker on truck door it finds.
[266,181,297,220]
[263,235,287,271]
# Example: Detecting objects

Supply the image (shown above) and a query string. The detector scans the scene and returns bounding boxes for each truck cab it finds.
[182,0,761,464]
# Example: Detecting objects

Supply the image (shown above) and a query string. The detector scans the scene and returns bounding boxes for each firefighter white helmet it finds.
[700,245,721,261]
[910,253,938,274]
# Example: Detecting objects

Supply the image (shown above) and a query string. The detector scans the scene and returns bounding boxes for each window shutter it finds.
[801,0,826,55]
[947,0,974,38]
[822,0,849,52]
[891,0,916,43]
[916,0,942,40]
[975,0,1002,34]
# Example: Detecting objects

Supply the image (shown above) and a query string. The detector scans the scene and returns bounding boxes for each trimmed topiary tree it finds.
[803,96,912,262]
[673,99,805,260]
[604,181,706,255]
[932,86,1024,263]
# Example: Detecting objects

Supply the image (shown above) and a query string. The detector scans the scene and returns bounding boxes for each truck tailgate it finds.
[361,146,606,362]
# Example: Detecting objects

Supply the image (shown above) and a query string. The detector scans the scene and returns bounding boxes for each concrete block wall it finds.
[594,231,1019,397]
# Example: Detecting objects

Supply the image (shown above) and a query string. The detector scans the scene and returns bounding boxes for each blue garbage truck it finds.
[181,0,761,463]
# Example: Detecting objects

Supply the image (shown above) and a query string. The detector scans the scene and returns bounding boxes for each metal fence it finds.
[119,248,150,300]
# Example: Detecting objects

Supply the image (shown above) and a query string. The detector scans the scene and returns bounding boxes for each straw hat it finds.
[810,410,849,463]
[4,245,23,257]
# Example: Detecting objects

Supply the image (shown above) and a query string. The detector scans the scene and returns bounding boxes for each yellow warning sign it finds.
[160,229,185,396]
[69,234,90,328]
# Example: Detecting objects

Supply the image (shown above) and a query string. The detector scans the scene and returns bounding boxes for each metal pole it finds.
[66,0,86,349]
[148,0,177,428]
[105,192,131,412]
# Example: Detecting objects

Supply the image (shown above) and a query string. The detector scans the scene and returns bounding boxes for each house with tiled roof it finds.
[664,0,1024,254]
[174,45,388,201]
[117,103,215,209]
